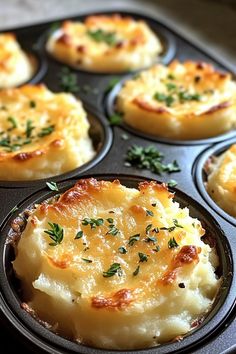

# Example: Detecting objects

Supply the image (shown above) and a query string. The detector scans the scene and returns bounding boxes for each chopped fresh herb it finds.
[38,125,55,138]
[151,203,157,207]
[133,265,140,276]
[103,263,121,277]
[168,179,177,188]
[106,224,120,236]
[106,218,114,224]
[166,82,177,91]
[82,217,104,229]
[160,226,176,232]
[146,209,154,217]
[125,145,181,175]
[154,92,175,107]
[153,245,160,252]
[82,258,92,263]
[164,160,181,173]
[10,205,18,214]
[81,258,92,263]
[75,230,83,239]
[168,237,179,249]
[173,219,183,228]
[178,91,201,102]
[167,73,175,80]
[87,29,117,46]
[138,252,149,262]
[152,227,159,233]
[44,222,64,246]
[83,246,89,252]
[146,224,152,233]
[105,77,120,93]
[118,246,127,254]
[29,100,36,108]
[108,113,123,126]
[46,181,59,191]
[58,67,80,93]
[192,222,196,228]
[109,210,115,214]
[121,133,129,140]
[145,236,157,243]
[25,120,35,138]
[128,234,140,246]
[7,116,17,129]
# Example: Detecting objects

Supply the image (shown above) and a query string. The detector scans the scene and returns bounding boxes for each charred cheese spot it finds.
[46,14,162,73]
[0,85,95,180]
[206,144,236,217]
[13,178,220,349]
[0,33,35,88]
[116,60,236,140]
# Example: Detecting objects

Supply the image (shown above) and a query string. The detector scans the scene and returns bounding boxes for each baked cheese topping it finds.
[46,14,162,73]
[206,144,236,217]
[0,85,95,180]
[116,60,236,139]
[0,33,35,88]
[13,178,220,349]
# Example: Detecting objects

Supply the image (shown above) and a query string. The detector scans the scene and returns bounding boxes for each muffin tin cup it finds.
[0,174,235,354]
[105,74,236,146]
[0,9,236,354]
[194,137,236,227]
[0,104,113,188]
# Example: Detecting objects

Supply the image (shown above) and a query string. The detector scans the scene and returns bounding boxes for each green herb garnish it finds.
[82,258,92,263]
[128,234,140,246]
[154,92,175,107]
[138,252,148,262]
[133,265,140,276]
[168,237,179,249]
[87,29,118,46]
[106,224,120,236]
[44,222,64,246]
[7,116,17,129]
[29,100,36,108]
[146,209,154,217]
[25,120,35,138]
[145,236,157,243]
[75,230,83,239]
[58,67,80,93]
[118,246,127,254]
[103,263,121,277]
[146,224,152,233]
[82,217,104,229]
[125,145,181,175]
[173,219,183,228]
[46,181,59,191]
[153,245,160,252]
[168,179,178,188]
[108,113,123,126]
[38,125,55,137]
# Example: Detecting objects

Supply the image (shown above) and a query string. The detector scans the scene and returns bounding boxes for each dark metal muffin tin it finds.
[0,10,236,354]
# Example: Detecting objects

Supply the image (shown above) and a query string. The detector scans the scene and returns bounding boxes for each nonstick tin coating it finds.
[0,9,235,354]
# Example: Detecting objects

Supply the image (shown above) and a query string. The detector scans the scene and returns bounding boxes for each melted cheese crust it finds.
[206,144,236,217]
[0,85,94,180]
[0,33,35,88]
[13,179,220,349]
[46,14,162,73]
[116,61,236,140]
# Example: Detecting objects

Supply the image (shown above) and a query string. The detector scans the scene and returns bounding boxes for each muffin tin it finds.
[0,10,236,354]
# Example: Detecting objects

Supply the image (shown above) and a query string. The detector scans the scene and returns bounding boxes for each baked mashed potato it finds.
[46,14,162,73]
[13,178,220,349]
[0,85,94,180]
[206,144,236,217]
[116,60,236,140]
[0,33,35,88]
